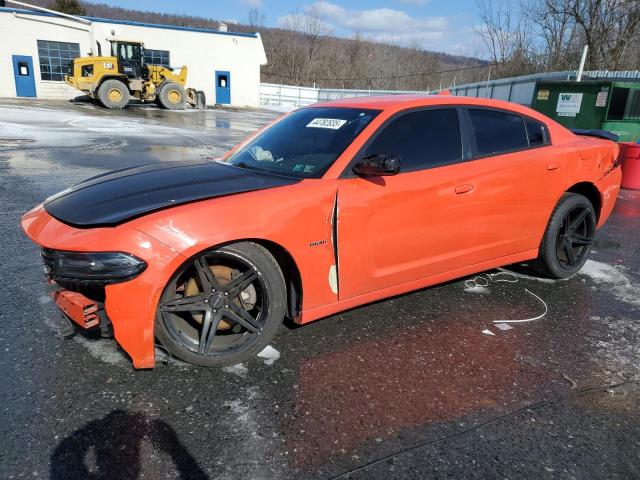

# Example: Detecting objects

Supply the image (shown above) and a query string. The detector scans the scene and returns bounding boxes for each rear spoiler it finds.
[571,129,619,142]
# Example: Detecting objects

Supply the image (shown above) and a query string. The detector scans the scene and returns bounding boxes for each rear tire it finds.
[97,79,130,109]
[155,242,286,366]
[535,193,596,279]
[157,82,187,110]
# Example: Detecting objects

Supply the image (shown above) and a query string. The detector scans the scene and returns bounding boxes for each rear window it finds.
[469,109,529,156]
[524,117,549,146]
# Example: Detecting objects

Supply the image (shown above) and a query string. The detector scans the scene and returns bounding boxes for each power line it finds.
[262,62,495,83]
[326,379,639,480]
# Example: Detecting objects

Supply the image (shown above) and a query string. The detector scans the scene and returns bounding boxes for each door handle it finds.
[547,162,559,171]
[455,184,474,194]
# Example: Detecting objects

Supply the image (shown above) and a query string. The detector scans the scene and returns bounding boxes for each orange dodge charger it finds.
[22,95,621,368]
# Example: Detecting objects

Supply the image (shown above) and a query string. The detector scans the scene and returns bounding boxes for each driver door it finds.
[336,107,480,300]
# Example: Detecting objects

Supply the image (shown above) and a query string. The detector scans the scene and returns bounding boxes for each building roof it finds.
[0,6,259,38]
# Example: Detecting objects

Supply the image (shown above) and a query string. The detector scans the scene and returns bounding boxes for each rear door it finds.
[459,107,564,258]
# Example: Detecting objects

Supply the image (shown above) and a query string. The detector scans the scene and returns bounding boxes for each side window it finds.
[468,109,528,156]
[524,117,548,146]
[365,109,462,172]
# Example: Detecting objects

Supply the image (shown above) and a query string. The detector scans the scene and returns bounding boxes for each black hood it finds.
[44,160,299,228]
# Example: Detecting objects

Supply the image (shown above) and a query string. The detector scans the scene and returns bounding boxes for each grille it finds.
[40,247,56,276]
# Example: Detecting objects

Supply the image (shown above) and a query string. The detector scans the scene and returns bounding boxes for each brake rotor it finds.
[185,265,257,331]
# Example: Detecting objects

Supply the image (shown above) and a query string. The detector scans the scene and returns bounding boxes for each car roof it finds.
[311,94,534,115]
[308,94,576,143]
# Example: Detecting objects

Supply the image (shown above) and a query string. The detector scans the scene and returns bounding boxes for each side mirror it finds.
[353,153,400,176]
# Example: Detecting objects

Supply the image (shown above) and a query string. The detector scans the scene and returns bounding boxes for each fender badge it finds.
[309,240,327,247]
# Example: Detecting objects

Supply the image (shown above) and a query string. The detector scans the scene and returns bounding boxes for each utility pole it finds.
[576,45,588,82]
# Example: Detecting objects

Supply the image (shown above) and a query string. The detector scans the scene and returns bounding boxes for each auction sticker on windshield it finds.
[307,118,347,129]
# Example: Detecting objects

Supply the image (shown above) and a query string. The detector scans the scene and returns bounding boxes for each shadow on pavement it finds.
[50,409,208,479]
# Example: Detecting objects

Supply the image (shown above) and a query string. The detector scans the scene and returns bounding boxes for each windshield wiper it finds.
[233,161,266,173]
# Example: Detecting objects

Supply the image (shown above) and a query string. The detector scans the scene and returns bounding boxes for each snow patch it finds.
[257,345,280,365]
[591,315,640,379]
[73,335,129,366]
[0,105,208,149]
[464,285,490,294]
[579,260,640,307]
[223,363,248,377]
[263,104,296,113]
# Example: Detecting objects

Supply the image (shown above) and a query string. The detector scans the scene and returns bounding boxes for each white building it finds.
[0,5,268,107]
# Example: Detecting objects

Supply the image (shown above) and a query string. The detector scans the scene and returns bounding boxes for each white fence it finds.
[259,83,425,109]
[260,70,640,109]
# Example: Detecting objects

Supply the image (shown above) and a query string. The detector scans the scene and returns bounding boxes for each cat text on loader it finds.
[64,40,206,110]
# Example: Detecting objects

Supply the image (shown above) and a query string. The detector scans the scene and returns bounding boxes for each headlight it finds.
[41,249,146,285]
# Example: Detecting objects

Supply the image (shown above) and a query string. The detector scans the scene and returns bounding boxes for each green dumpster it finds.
[532,80,640,142]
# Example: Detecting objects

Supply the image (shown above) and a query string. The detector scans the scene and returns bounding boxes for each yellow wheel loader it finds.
[64,40,205,110]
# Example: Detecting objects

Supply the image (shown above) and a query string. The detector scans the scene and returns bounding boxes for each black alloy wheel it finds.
[155,242,286,366]
[536,193,596,278]
[555,203,595,269]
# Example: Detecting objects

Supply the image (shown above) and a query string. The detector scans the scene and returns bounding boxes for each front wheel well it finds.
[251,240,303,322]
[96,75,129,92]
[566,182,601,222]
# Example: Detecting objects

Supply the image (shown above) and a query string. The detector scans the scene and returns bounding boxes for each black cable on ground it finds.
[326,379,639,480]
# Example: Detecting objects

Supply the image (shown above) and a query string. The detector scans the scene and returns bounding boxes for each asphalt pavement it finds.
[1,99,638,479]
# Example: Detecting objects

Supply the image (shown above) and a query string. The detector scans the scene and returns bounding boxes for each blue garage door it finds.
[12,55,37,97]
[215,70,231,105]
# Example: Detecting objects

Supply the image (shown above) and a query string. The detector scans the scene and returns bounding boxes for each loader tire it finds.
[97,79,130,109]
[158,82,187,110]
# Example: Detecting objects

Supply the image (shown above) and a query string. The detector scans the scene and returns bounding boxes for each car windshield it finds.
[224,107,380,178]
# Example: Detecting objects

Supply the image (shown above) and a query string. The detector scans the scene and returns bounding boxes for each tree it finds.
[478,0,640,77]
[247,8,266,31]
[562,0,640,70]
[49,0,85,15]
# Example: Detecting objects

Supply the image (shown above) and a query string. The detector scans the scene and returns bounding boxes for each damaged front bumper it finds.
[55,290,102,329]
[21,204,186,369]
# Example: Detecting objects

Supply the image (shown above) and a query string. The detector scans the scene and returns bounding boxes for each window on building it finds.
[625,90,640,120]
[17,62,30,76]
[37,40,80,81]
[365,109,463,172]
[607,87,640,121]
[468,109,529,156]
[143,49,170,67]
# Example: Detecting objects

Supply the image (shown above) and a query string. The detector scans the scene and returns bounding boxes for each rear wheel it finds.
[155,242,286,366]
[535,193,596,278]
[157,82,187,110]
[97,79,130,109]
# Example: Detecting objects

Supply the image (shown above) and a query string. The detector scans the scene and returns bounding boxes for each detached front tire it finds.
[97,79,130,109]
[155,242,286,366]
[535,193,596,279]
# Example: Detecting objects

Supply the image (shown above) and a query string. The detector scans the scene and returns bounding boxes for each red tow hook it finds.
[54,290,100,329]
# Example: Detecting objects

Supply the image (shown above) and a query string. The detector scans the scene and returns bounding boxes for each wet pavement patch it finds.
[1,99,639,479]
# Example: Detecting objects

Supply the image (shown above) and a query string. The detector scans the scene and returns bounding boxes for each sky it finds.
[93,0,486,57]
